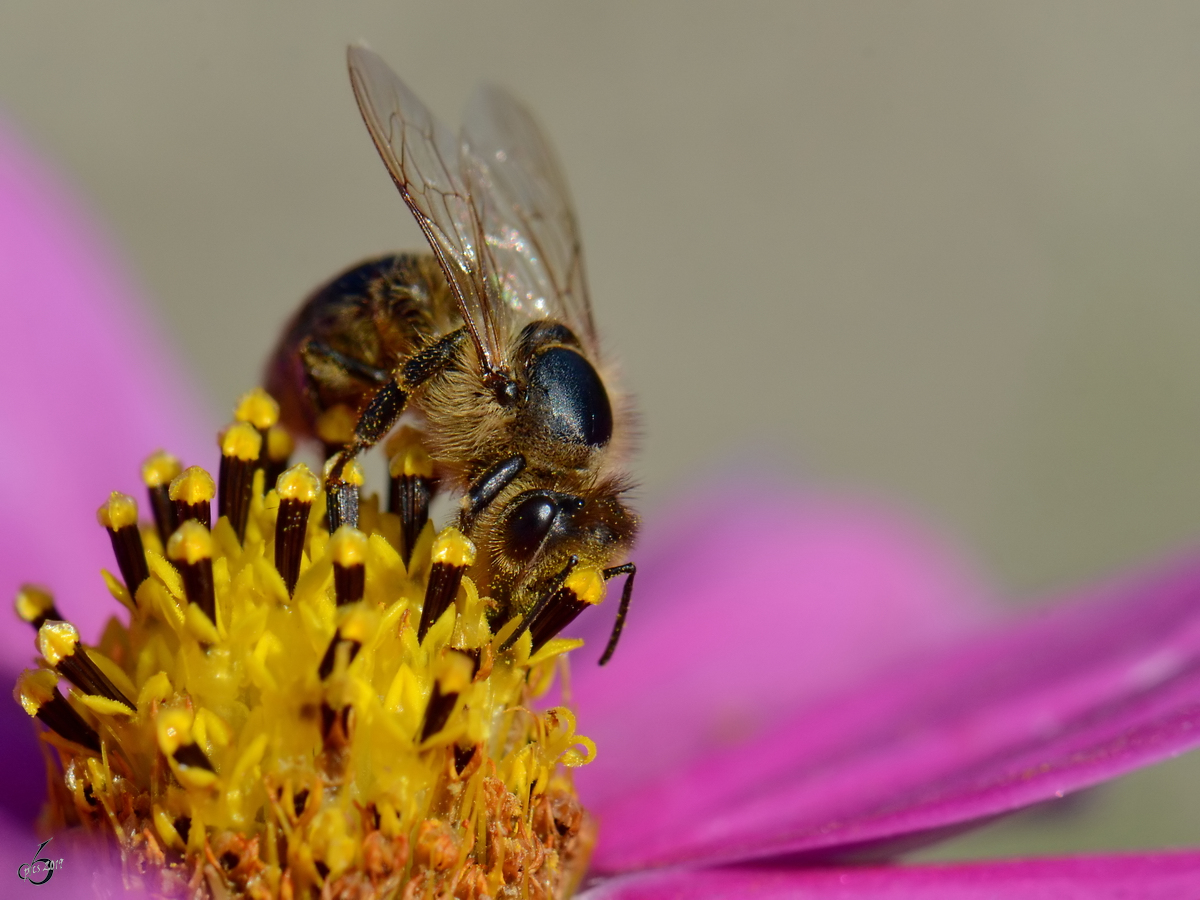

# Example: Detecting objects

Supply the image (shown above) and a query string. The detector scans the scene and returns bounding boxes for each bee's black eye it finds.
[505,491,582,560]
[526,347,612,447]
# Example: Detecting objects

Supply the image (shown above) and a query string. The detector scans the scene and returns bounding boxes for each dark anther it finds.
[274,498,310,597]
[453,744,477,775]
[333,558,365,607]
[217,422,262,543]
[292,788,309,818]
[168,521,217,625]
[98,494,149,595]
[173,742,215,772]
[34,693,101,753]
[40,623,136,711]
[174,816,191,843]
[314,861,330,880]
[325,472,360,533]
[15,586,61,631]
[418,558,467,644]
[420,681,458,742]
[318,634,362,681]
[598,562,637,666]
[319,702,353,744]
[499,556,579,654]
[170,466,215,532]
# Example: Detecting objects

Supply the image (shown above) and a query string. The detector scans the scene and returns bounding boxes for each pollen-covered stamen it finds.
[141,451,182,545]
[317,606,373,680]
[15,585,61,631]
[234,386,280,435]
[167,520,216,623]
[217,422,263,542]
[528,565,606,655]
[156,708,216,789]
[420,649,474,742]
[263,424,294,489]
[418,528,476,643]
[97,492,149,594]
[330,525,368,606]
[37,620,135,712]
[169,465,215,530]
[274,463,319,596]
[15,669,101,753]
[324,456,363,533]
[386,427,436,566]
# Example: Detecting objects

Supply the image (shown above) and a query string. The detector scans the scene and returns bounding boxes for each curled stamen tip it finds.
[431,528,476,568]
[141,451,182,488]
[277,463,320,502]
[96,492,138,530]
[155,708,194,757]
[330,526,369,567]
[14,668,58,715]
[169,466,216,503]
[167,520,214,564]
[220,421,263,461]
[565,566,606,606]
[15,585,57,627]
[36,620,79,667]
[234,387,280,431]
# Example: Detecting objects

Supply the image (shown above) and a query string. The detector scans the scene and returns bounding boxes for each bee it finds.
[266,46,637,663]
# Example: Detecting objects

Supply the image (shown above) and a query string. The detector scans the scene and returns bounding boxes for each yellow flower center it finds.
[14,388,597,899]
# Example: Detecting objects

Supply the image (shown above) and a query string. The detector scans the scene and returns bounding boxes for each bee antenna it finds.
[598,563,636,666]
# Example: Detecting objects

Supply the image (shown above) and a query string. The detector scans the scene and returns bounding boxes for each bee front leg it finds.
[326,327,469,530]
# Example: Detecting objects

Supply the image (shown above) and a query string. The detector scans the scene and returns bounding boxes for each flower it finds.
[3,117,1200,898]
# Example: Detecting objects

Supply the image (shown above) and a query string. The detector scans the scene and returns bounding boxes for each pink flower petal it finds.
[581,853,1200,899]
[569,486,994,809]
[0,119,214,663]
[592,549,1200,872]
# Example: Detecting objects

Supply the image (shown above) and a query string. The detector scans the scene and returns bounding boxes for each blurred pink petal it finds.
[569,487,995,808]
[592,550,1200,872]
[0,120,214,662]
[581,852,1200,899]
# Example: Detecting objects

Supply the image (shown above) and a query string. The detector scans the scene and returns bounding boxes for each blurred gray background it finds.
[2,1,1197,860]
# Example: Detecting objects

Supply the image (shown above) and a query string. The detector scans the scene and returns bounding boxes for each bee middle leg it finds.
[326,327,469,529]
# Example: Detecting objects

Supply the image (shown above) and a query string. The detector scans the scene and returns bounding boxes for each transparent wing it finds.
[462,84,598,354]
[347,45,509,372]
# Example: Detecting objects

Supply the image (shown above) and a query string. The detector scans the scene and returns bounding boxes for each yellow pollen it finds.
[36,620,79,667]
[220,421,263,461]
[265,423,294,462]
[565,566,606,606]
[96,491,139,530]
[166,520,214,564]
[276,462,320,502]
[387,426,435,478]
[316,404,357,446]
[329,525,368,567]
[234,386,281,431]
[431,526,477,568]
[140,450,182,488]
[14,585,55,625]
[16,388,598,900]
[324,455,364,486]
[169,465,216,504]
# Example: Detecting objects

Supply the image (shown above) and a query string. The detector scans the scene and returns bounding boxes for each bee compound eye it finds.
[505,493,563,560]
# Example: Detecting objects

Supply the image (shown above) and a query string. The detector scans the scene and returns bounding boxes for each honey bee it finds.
[266,46,636,663]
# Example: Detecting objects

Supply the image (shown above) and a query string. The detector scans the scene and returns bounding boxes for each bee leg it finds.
[597,563,636,665]
[301,339,392,385]
[498,556,580,653]
[326,327,469,529]
[460,455,526,530]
